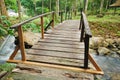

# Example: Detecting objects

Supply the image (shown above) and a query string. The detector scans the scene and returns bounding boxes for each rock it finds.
[89,49,97,54]
[111,73,120,80]
[23,31,40,45]
[98,47,110,56]
[105,38,114,45]
[103,41,109,47]
[117,50,120,55]
[15,31,40,49]
[90,37,104,49]
[6,77,14,80]
[118,45,120,49]
[110,51,119,58]
[114,38,120,44]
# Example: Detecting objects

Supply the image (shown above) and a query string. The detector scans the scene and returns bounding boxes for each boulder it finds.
[105,38,115,45]
[110,51,119,58]
[90,37,104,49]
[23,31,40,46]
[117,50,120,55]
[98,47,110,56]
[89,49,97,54]
[15,31,40,49]
[114,38,120,45]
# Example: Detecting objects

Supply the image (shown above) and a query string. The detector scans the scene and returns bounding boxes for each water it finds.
[0,35,16,63]
[92,54,120,80]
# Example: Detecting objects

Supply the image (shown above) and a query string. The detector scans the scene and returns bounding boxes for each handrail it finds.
[79,11,92,69]
[8,11,64,62]
[11,11,55,29]
[82,12,92,37]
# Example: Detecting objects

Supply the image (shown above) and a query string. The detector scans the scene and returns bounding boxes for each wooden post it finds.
[79,9,83,30]
[18,26,26,61]
[41,16,44,39]
[84,34,89,69]
[79,15,83,30]
[52,12,54,28]
[80,22,84,42]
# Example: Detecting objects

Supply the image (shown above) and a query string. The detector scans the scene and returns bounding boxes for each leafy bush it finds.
[23,22,40,33]
[0,16,14,37]
[0,63,16,72]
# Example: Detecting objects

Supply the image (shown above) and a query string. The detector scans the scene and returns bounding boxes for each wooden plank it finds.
[35,42,84,49]
[38,39,83,45]
[26,54,83,67]
[32,45,84,54]
[27,49,84,60]
[7,60,104,75]
[44,34,79,39]
[44,37,79,42]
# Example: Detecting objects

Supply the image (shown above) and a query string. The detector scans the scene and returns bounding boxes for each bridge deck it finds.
[27,20,85,67]
[8,20,103,76]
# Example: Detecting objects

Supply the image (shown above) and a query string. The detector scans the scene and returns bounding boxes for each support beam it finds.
[9,46,19,60]
[7,60,104,75]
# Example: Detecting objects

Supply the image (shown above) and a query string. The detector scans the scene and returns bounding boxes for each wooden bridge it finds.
[7,11,103,75]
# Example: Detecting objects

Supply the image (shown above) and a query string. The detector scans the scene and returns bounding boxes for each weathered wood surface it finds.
[9,20,103,80]
[27,20,84,67]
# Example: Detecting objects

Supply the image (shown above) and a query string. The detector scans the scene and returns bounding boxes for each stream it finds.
[0,35,16,63]
[0,36,120,79]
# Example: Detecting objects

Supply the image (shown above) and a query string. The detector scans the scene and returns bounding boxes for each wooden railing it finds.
[79,11,92,69]
[9,11,63,61]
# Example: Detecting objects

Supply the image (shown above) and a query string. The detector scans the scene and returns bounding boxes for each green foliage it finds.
[88,15,120,23]
[5,0,17,12]
[23,22,40,33]
[0,63,16,72]
[0,16,14,37]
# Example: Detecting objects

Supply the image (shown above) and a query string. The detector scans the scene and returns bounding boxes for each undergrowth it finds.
[87,15,120,38]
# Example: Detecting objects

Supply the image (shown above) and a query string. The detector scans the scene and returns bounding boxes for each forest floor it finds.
[88,15,120,38]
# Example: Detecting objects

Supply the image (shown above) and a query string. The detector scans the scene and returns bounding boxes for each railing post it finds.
[52,12,54,28]
[80,22,84,42]
[84,34,89,69]
[79,14,83,30]
[41,16,44,39]
[18,25,26,61]
[79,9,83,30]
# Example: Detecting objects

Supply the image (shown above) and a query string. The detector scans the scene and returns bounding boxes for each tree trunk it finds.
[17,0,22,21]
[100,0,104,14]
[56,0,59,20]
[0,0,8,16]
[33,0,36,15]
[42,0,44,13]
[56,0,59,14]
[84,0,88,13]
[65,0,67,19]
[50,0,51,11]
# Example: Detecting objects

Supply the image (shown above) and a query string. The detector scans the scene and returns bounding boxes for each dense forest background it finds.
[0,0,120,37]
[0,0,118,16]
